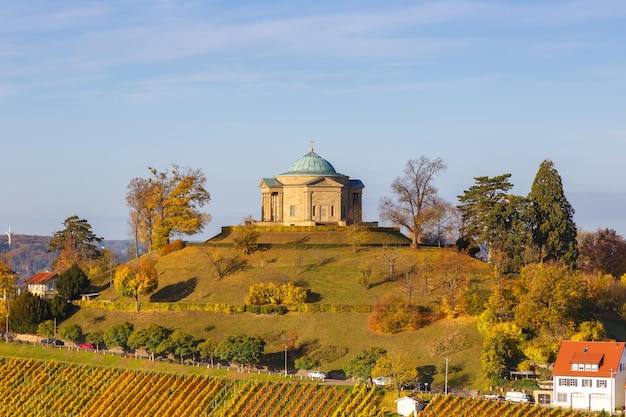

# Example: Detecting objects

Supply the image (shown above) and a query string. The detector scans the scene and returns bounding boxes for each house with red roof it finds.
[24,271,58,299]
[553,340,626,412]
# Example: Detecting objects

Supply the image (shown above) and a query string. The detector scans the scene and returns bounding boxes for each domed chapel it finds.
[258,145,365,226]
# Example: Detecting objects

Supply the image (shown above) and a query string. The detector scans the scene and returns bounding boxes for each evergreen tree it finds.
[47,215,103,271]
[457,174,514,245]
[528,160,578,267]
[9,291,51,334]
[457,174,532,275]
[55,264,90,301]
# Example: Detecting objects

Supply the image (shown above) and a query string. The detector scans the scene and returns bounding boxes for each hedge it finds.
[74,301,371,314]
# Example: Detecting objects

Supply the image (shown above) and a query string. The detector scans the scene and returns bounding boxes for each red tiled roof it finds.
[553,341,625,378]
[24,271,58,285]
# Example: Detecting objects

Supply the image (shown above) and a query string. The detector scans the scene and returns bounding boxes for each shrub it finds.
[245,282,307,305]
[161,239,185,256]
[367,295,423,334]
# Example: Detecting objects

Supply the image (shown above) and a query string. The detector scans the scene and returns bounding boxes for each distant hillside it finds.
[0,235,130,281]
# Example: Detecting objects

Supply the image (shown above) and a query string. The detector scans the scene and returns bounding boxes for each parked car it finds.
[484,394,504,401]
[308,371,327,380]
[41,338,64,346]
[505,391,533,403]
[373,376,390,386]
[78,343,96,349]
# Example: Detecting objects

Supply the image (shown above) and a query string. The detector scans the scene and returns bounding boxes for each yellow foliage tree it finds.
[114,258,158,311]
[372,353,419,398]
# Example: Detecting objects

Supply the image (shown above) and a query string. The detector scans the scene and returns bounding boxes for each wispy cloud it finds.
[0,0,624,101]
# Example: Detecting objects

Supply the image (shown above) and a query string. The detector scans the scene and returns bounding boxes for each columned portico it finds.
[258,146,364,226]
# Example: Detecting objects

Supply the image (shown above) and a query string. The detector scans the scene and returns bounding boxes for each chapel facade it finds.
[258,146,364,226]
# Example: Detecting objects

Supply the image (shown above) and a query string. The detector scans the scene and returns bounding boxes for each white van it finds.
[505,391,533,403]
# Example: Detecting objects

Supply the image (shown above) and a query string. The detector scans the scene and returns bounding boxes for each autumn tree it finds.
[528,159,578,268]
[379,156,447,248]
[372,353,419,398]
[367,295,422,334]
[126,165,211,252]
[198,247,242,280]
[0,261,18,320]
[480,322,524,380]
[233,216,259,255]
[578,228,626,278]
[434,251,473,317]
[570,320,607,341]
[513,262,588,339]
[47,215,103,272]
[348,223,371,252]
[114,258,158,311]
[55,264,90,301]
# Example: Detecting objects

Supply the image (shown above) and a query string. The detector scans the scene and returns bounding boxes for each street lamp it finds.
[284,346,288,377]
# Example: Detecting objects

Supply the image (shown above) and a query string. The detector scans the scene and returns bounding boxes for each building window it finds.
[578,364,585,371]
[312,205,316,216]
[556,393,567,403]
[290,205,296,217]
[331,206,334,217]
[585,364,592,371]
[592,364,598,371]
[569,378,577,387]
[582,379,592,387]
[558,378,567,386]
[597,379,607,388]
[538,394,551,405]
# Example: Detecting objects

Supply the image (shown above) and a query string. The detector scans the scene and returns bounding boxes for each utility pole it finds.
[445,357,449,395]
[284,346,288,377]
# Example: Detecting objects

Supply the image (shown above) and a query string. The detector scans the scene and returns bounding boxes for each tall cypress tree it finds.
[528,159,578,268]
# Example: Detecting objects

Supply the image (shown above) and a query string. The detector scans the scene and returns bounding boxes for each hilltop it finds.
[62,227,494,389]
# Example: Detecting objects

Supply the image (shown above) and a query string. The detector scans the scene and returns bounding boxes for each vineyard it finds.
[420,393,597,417]
[0,357,384,417]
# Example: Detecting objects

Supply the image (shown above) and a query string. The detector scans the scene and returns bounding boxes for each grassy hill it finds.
[63,228,494,389]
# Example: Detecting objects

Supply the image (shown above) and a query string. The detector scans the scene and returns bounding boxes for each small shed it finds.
[394,396,423,416]
[80,293,100,301]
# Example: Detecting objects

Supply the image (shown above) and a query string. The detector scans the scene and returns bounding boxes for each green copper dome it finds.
[282,150,344,177]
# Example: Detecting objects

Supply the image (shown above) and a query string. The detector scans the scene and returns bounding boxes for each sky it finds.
[1,0,625,242]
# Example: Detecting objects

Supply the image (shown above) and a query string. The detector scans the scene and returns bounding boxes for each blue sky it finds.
[1,0,625,241]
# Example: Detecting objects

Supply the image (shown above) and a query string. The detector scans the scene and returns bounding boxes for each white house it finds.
[552,340,626,412]
[24,271,58,299]
[394,396,423,416]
